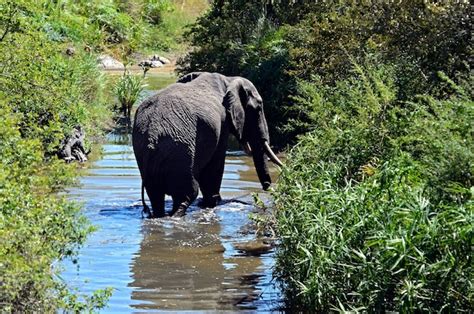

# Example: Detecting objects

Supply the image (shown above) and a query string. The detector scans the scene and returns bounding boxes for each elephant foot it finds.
[143,205,165,219]
[170,206,187,217]
[198,195,222,208]
[151,210,166,218]
[262,181,272,191]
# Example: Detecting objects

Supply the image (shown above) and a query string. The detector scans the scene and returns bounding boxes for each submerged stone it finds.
[233,240,273,256]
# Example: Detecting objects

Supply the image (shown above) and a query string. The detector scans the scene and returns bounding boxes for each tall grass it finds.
[114,72,146,127]
[274,59,473,312]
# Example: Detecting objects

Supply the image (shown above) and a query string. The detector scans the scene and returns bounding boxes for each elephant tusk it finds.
[243,142,252,156]
[263,141,283,167]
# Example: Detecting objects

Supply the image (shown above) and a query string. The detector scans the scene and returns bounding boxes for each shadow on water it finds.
[63,72,282,312]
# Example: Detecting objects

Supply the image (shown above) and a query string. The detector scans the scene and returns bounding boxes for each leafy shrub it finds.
[142,0,173,25]
[0,0,200,58]
[0,2,112,311]
[1,32,110,154]
[274,60,473,311]
[0,101,112,311]
[179,1,471,147]
[276,152,472,312]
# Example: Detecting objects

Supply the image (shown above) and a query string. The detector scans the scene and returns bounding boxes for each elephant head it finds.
[223,78,283,190]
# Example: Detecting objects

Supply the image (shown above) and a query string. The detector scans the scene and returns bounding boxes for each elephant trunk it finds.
[250,140,272,191]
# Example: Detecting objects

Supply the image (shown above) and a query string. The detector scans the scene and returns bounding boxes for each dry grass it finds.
[172,0,209,18]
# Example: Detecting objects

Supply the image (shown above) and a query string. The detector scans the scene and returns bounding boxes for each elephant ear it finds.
[223,79,248,141]
[176,72,204,83]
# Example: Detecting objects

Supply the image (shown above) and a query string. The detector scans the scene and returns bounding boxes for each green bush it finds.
[179,1,471,147]
[1,32,109,154]
[143,0,173,25]
[274,60,473,311]
[0,2,113,311]
[0,0,193,58]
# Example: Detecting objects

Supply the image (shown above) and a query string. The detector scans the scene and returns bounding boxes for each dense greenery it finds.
[179,0,472,311]
[1,0,472,311]
[274,61,472,311]
[178,0,471,147]
[0,1,115,311]
[1,0,204,61]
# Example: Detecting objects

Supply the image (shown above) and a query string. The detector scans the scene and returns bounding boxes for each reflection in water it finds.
[63,112,281,311]
[130,203,274,311]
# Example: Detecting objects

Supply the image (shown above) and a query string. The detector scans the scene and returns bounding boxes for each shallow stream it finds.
[62,72,282,312]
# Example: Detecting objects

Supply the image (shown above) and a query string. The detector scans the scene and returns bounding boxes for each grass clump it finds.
[114,72,146,127]
[273,59,473,312]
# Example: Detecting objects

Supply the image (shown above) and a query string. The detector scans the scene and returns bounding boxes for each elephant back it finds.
[132,80,224,173]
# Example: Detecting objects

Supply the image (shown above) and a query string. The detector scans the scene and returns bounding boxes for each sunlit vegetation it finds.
[114,72,146,127]
[0,3,116,311]
[180,1,472,311]
[1,0,472,311]
[274,62,472,311]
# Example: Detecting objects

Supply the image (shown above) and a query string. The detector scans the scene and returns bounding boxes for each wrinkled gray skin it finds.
[132,72,275,217]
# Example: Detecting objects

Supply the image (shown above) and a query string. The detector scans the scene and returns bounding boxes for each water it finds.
[62,73,283,312]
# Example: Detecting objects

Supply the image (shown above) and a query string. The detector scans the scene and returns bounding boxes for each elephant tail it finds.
[141,181,152,218]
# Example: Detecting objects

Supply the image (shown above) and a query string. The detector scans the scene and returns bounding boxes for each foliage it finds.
[0,0,207,61]
[114,71,146,125]
[1,33,110,155]
[180,1,473,310]
[179,0,471,147]
[273,60,473,311]
[142,0,174,25]
[0,1,113,311]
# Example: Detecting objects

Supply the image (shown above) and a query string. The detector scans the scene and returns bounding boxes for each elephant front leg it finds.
[198,142,227,208]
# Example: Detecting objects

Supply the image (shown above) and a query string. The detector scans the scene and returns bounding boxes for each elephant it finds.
[132,72,283,218]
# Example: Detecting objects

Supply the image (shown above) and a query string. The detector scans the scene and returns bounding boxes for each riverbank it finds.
[0,26,113,314]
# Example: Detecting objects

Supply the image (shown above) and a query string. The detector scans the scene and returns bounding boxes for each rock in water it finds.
[150,54,171,64]
[138,60,163,68]
[233,240,273,256]
[157,56,171,64]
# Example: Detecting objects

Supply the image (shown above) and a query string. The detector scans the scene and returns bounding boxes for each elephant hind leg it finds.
[150,193,165,218]
[145,184,165,218]
[169,179,199,217]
